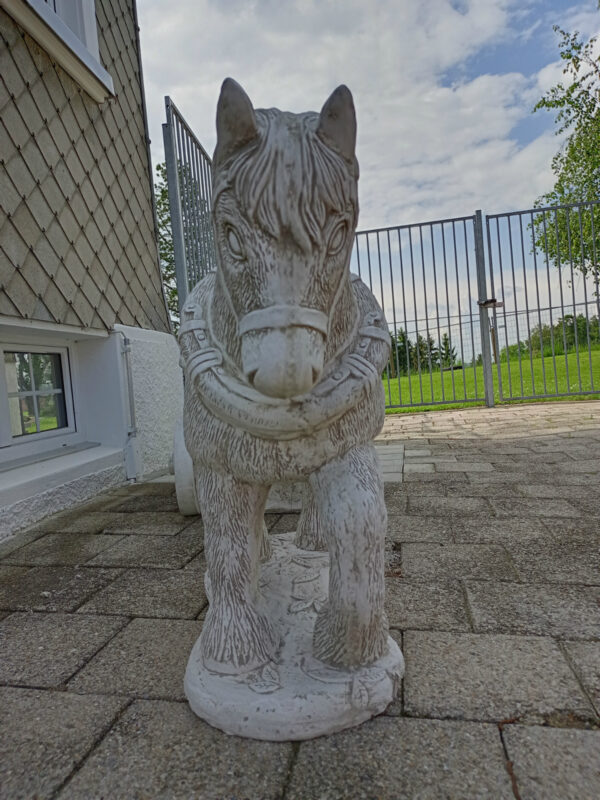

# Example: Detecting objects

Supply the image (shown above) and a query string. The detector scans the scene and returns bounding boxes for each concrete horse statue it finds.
[179,79,403,739]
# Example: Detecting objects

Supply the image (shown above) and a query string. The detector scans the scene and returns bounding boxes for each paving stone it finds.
[403,471,469,483]
[77,568,207,618]
[101,511,192,536]
[286,717,513,800]
[3,533,124,566]
[402,543,518,580]
[0,566,122,612]
[455,482,528,498]
[490,498,581,518]
[387,514,453,543]
[403,462,434,473]
[568,495,600,517]
[453,517,549,543]
[0,612,127,687]
[383,485,408,512]
[564,642,600,711]
[36,512,132,534]
[86,529,202,569]
[0,527,46,559]
[519,483,593,500]
[506,538,600,585]
[385,579,470,632]
[504,725,600,800]
[465,581,600,639]
[435,461,495,472]
[0,687,126,800]
[407,495,491,516]
[107,493,181,513]
[57,699,291,800]
[68,618,202,700]
[404,631,596,724]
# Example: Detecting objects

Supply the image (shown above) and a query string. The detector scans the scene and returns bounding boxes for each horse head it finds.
[211,78,359,399]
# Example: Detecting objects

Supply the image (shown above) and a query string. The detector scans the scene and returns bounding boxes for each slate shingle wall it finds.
[0,0,170,332]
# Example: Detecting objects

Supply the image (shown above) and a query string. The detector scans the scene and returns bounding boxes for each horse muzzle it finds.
[239,305,327,399]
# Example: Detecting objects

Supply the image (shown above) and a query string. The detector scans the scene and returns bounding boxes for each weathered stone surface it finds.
[108,493,180,513]
[34,512,130,534]
[0,566,122,612]
[402,543,518,581]
[101,511,192,536]
[466,581,600,639]
[0,612,127,687]
[404,631,596,723]
[87,529,202,569]
[0,687,126,800]
[506,538,600,584]
[4,533,123,566]
[386,514,453,543]
[77,568,207,618]
[504,726,600,800]
[0,527,46,559]
[407,495,491,516]
[453,517,548,543]
[68,618,202,700]
[385,579,471,632]
[490,498,581,518]
[286,717,513,799]
[57,700,292,800]
[564,642,600,710]
[267,513,300,534]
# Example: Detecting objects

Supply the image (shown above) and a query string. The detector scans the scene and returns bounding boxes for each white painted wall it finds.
[0,322,183,538]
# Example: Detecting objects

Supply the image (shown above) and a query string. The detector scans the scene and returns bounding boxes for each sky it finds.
[137,0,600,232]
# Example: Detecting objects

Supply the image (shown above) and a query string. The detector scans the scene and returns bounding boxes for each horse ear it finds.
[317,85,356,163]
[214,78,258,166]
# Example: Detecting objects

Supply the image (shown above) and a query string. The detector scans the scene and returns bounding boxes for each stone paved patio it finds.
[1,400,599,799]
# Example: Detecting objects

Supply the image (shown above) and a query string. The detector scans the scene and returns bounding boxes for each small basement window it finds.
[4,352,68,437]
[0,344,77,453]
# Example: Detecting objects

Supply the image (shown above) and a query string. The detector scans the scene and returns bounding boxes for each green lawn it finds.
[383,348,600,412]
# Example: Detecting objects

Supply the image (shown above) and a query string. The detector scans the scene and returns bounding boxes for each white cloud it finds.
[138,0,599,230]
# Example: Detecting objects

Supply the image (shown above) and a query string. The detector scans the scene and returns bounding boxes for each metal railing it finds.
[162,96,216,314]
[486,201,600,403]
[162,98,600,409]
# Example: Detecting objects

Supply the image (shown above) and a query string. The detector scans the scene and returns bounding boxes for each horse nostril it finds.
[247,369,258,386]
[312,367,320,385]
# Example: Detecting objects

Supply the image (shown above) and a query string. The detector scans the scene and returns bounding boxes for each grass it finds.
[383,348,600,412]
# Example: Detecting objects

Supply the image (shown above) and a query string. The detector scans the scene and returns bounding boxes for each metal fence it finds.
[162,96,216,314]
[162,98,600,409]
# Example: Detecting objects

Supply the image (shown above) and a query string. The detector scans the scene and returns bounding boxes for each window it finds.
[0,0,114,102]
[4,352,68,437]
[0,343,76,451]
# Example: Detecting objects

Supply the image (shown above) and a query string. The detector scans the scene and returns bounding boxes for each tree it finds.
[439,332,457,367]
[154,161,216,331]
[532,9,600,285]
[154,163,179,327]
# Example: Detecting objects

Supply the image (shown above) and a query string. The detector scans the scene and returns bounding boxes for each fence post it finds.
[474,210,495,407]
[162,97,189,315]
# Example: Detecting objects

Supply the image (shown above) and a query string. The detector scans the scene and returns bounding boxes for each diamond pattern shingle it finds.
[0,1,170,332]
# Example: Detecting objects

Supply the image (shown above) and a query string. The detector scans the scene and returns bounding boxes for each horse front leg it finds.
[310,444,388,667]
[196,466,278,674]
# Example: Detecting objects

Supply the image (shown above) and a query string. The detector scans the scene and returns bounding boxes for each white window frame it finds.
[0,342,81,460]
[0,0,114,102]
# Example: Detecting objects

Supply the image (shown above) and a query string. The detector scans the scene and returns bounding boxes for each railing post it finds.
[163,97,189,315]
[474,210,495,407]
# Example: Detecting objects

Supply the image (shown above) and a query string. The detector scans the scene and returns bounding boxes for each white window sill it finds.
[0,0,114,102]
[0,443,123,507]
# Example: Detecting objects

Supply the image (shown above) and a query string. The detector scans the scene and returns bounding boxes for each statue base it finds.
[184,532,404,741]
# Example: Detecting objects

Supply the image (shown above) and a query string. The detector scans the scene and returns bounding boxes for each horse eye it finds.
[328,221,347,256]
[226,226,245,260]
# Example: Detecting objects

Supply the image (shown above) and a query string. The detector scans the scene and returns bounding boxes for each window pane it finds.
[37,392,67,432]
[4,352,32,392]
[31,353,64,392]
[8,395,37,437]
